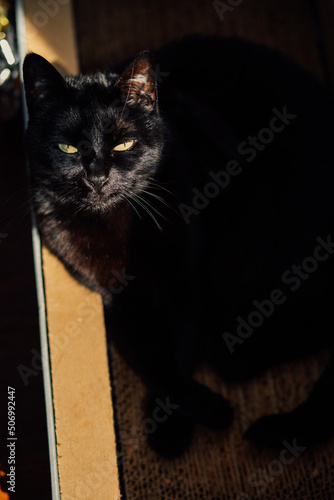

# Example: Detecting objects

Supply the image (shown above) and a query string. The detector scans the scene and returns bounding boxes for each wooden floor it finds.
[1,0,334,498]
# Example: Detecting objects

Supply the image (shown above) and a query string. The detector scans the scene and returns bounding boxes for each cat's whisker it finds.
[160,153,190,158]
[1,188,31,210]
[119,193,142,219]
[130,193,163,232]
[138,180,182,222]
[140,189,167,205]
[134,191,163,215]
[21,205,34,223]
[147,178,177,198]
[72,203,86,216]
[119,62,136,120]
[140,189,180,219]
[137,194,169,227]
[0,198,33,229]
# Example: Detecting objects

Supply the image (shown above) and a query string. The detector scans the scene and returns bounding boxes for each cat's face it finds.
[23,53,165,214]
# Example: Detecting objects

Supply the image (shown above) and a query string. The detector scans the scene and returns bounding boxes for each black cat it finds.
[23,36,334,457]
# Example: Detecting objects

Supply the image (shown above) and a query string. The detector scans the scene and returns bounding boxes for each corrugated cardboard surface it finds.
[23,1,120,498]
[42,251,120,500]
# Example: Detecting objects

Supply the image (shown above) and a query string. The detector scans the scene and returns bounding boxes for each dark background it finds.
[1,0,334,498]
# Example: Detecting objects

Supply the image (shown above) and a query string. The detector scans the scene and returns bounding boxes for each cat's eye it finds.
[58,143,78,154]
[113,140,136,152]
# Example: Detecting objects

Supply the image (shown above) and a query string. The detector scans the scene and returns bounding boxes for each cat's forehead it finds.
[60,97,135,141]
[66,71,117,91]
[66,72,121,111]
[60,81,123,126]
[60,72,140,136]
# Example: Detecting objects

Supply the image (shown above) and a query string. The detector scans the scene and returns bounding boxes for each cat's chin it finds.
[88,202,113,214]
[85,199,116,214]
[83,193,123,214]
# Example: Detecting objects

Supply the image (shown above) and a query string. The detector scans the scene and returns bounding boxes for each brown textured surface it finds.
[75,0,324,79]
[73,0,334,498]
[111,347,334,499]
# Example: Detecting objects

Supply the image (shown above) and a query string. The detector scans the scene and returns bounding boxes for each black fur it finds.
[23,36,334,457]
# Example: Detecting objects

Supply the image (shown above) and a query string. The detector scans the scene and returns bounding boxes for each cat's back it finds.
[153,36,329,132]
[151,36,334,306]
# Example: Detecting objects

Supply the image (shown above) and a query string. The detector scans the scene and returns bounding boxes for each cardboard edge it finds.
[15,1,61,498]
[15,1,121,498]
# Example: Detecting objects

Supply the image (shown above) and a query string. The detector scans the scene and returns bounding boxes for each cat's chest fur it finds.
[37,206,133,301]
[36,202,175,304]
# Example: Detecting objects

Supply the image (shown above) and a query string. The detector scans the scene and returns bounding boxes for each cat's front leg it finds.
[105,300,196,457]
[105,290,233,456]
[145,380,234,457]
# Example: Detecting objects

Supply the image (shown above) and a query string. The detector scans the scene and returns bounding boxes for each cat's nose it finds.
[85,174,108,191]
[85,162,109,191]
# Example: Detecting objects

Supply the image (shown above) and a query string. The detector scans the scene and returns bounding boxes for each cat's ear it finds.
[117,52,157,111]
[23,53,67,115]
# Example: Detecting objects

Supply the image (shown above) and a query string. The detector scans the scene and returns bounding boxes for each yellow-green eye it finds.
[113,140,136,152]
[58,143,78,154]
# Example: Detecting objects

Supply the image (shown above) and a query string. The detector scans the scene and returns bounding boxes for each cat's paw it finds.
[147,412,195,458]
[243,405,331,449]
